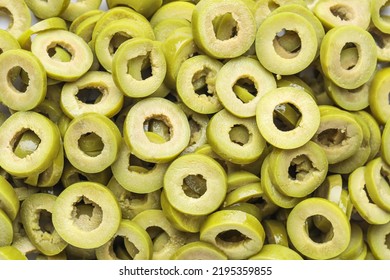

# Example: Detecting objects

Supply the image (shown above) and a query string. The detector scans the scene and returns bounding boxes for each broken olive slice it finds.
[0,111,61,177]
[123,97,191,163]
[200,209,265,260]
[192,0,257,59]
[163,153,227,216]
[52,181,121,249]
[0,49,46,111]
[20,193,67,256]
[256,87,320,150]
[63,112,121,173]
[31,30,93,82]
[287,197,350,260]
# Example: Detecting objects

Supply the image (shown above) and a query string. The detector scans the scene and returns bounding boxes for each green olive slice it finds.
[160,190,207,233]
[268,141,328,198]
[368,24,390,62]
[249,244,303,260]
[36,142,64,188]
[153,18,192,42]
[335,222,365,260]
[262,219,289,247]
[164,153,227,216]
[31,30,93,82]
[171,241,228,260]
[60,71,124,119]
[200,209,265,260]
[60,0,102,22]
[0,30,20,53]
[0,111,61,177]
[112,38,166,98]
[0,49,46,111]
[111,141,168,194]
[256,87,320,150]
[63,112,121,173]
[60,161,111,188]
[356,110,381,161]
[123,97,191,163]
[72,12,103,43]
[227,170,260,193]
[20,193,67,256]
[223,182,263,207]
[371,0,390,34]
[287,197,350,259]
[52,181,121,249]
[107,0,162,18]
[215,56,276,118]
[0,0,31,38]
[25,0,70,19]
[222,202,263,222]
[96,219,153,260]
[313,0,371,30]
[150,1,194,27]
[0,175,19,220]
[311,107,363,164]
[176,55,223,114]
[320,25,377,89]
[348,166,390,225]
[192,0,256,59]
[0,246,27,260]
[0,208,12,246]
[132,209,187,260]
[365,157,390,212]
[370,67,390,124]
[261,155,304,208]
[367,221,390,260]
[256,12,317,75]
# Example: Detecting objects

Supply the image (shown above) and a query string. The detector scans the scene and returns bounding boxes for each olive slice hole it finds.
[340,43,359,70]
[0,8,13,30]
[273,29,301,59]
[233,77,257,103]
[369,28,386,49]
[192,68,215,98]
[212,12,238,41]
[306,215,334,243]
[329,4,353,21]
[47,44,73,62]
[127,51,153,81]
[288,154,315,181]
[38,209,55,234]
[216,229,251,247]
[12,129,41,158]
[76,87,104,104]
[124,192,148,205]
[78,132,104,157]
[229,124,250,146]
[128,153,156,173]
[385,232,390,250]
[143,115,172,141]
[71,196,103,231]
[182,174,207,198]
[109,32,131,55]
[112,236,134,260]
[273,102,302,132]
[363,184,376,204]
[317,128,347,147]
[268,1,280,11]
[8,66,29,93]
[146,226,165,240]
[188,116,202,146]
[380,1,390,21]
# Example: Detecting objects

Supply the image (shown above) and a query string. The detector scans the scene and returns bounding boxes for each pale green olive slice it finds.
[0,208,13,246]
[52,181,121,249]
[367,221,390,260]
[287,197,350,260]
[164,153,227,216]
[0,0,31,38]
[0,175,20,221]
[249,244,303,260]
[0,246,27,260]
[365,157,390,212]
[171,241,228,260]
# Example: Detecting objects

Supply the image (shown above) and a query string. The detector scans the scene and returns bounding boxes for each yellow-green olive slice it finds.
[0,175,20,220]
[60,0,102,22]
[192,0,256,59]
[123,97,191,163]
[0,111,61,177]
[370,67,390,125]
[0,29,20,53]
[0,246,27,260]
[371,0,390,34]
[200,209,265,260]
[208,109,266,164]
[153,18,191,42]
[262,219,289,247]
[287,197,350,259]
[31,30,93,82]
[63,113,121,174]
[164,153,227,216]
[96,219,153,260]
[52,181,121,249]
[107,0,162,19]
[348,166,390,225]
[0,49,46,111]
[256,87,320,150]
[0,208,13,246]
[0,0,31,38]
[215,56,276,118]
[170,241,228,260]
[367,221,390,260]
[60,71,124,119]
[335,222,365,260]
[24,0,70,19]
[150,1,194,27]
[365,157,390,212]
[20,193,67,256]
